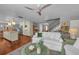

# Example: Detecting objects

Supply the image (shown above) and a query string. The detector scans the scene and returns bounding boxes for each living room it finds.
[0,4,79,55]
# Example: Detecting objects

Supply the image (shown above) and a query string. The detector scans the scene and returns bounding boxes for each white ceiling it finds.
[0,4,79,22]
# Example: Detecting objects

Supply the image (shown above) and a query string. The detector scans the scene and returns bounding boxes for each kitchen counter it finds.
[3,31,18,41]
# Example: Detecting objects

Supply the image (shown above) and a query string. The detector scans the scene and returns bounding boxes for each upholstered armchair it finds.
[64,38,79,55]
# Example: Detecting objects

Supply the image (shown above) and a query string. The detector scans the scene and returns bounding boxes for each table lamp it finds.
[44,23,49,32]
[8,22,11,26]
[69,28,78,39]
[12,21,16,25]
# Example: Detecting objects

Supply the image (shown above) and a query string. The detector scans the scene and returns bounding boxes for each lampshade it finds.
[45,25,48,31]
[44,23,49,32]
[69,28,78,34]
[12,21,16,25]
[8,22,11,26]
[63,21,68,26]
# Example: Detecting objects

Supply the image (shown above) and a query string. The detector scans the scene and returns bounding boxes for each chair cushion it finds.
[73,38,79,49]
[64,45,79,55]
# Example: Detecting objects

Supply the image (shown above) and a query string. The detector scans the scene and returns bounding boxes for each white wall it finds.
[70,20,79,37]
[21,20,33,36]
[70,20,79,29]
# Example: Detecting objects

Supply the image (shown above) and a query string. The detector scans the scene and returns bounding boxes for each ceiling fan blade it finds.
[46,18,60,21]
[18,16,24,18]
[40,4,52,11]
[25,6,34,10]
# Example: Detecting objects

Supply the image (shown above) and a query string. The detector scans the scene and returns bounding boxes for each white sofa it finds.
[32,32,63,52]
[64,38,79,55]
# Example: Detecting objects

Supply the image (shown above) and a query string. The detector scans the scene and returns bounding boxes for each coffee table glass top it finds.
[21,43,49,55]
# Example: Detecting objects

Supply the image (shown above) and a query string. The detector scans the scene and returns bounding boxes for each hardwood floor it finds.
[0,34,31,55]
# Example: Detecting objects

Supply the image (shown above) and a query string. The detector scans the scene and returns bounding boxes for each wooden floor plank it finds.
[0,34,31,55]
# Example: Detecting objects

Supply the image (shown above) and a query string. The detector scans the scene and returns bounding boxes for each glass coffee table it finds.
[21,43,50,55]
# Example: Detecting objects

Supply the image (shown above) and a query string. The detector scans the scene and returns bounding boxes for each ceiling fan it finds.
[25,4,52,16]
[18,16,24,18]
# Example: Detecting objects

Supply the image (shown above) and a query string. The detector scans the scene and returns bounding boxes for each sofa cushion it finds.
[44,42,62,52]
[42,32,61,39]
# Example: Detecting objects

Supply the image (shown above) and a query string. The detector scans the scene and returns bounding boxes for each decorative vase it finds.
[37,32,42,37]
